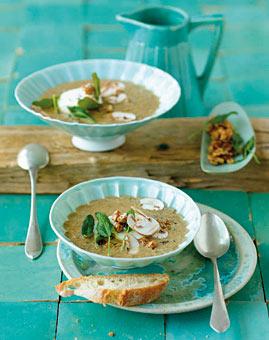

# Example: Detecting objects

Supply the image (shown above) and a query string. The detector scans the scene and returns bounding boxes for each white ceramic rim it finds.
[56,203,257,314]
[49,176,201,265]
[15,59,181,128]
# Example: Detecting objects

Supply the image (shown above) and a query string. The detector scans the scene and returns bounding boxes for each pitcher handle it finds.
[190,14,224,96]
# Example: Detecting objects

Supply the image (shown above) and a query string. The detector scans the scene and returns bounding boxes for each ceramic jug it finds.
[116,6,223,117]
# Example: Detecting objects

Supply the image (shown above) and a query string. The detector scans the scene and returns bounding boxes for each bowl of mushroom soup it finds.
[15,59,180,152]
[50,177,201,269]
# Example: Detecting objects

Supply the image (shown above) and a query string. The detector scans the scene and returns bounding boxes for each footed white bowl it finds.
[15,59,180,152]
[49,176,201,269]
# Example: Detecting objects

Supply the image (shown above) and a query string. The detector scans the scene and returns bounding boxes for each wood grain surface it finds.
[1,118,268,194]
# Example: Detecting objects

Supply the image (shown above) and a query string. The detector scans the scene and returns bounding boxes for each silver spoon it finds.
[17,143,49,259]
[194,212,230,333]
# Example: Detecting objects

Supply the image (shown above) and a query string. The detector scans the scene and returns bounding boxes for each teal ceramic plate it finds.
[57,203,257,314]
[201,102,255,173]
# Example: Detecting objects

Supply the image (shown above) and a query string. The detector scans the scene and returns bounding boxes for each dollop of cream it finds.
[58,88,87,114]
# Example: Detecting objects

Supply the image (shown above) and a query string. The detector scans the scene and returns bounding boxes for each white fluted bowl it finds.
[15,59,180,152]
[50,176,201,269]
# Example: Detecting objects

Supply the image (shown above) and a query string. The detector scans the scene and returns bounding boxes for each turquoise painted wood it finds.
[0,302,58,340]
[1,0,269,339]
[0,245,61,301]
[166,302,269,340]
[57,303,164,340]
[0,194,57,242]
[249,193,269,302]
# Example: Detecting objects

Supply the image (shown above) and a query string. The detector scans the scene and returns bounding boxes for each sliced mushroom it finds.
[140,198,164,211]
[114,232,128,241]
[108,93,127,104]
[127,234,140,255]
[101,86,118,97]
[129,230,144,240]
[153,230,168,239]
[127,213,160,236]
[112,112,136,122]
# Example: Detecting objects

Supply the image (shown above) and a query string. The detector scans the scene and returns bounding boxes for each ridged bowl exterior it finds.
[15,59,180,138]
[50,176,201,269]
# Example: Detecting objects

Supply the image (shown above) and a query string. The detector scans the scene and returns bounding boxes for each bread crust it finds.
[56,274,169,306]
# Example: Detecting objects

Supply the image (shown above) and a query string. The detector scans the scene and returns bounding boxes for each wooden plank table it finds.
[0,117,269,193]
[1,1,269,340]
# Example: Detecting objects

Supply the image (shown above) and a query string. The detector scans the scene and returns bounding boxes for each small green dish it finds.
[201,102,256,174]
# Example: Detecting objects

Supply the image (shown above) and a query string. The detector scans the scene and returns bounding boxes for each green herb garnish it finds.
[232,131,244,155]
[78,97,100,110]
[92,72,101,100]
[126,208,135,217]
[242,136,255,159]
[206,111,238,128]
[68,106,96,123]
[95,212,114,256]
[52,94,59,114]
[81,214,95,238]
[32,98,54,109]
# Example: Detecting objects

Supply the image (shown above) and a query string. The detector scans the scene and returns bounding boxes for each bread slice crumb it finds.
[56,273,169,306]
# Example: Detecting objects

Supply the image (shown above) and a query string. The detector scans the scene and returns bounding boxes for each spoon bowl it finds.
[194,213,230,259]
[17,143,49,170]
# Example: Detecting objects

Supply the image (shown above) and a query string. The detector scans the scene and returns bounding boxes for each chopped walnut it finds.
[114,222,124,233]
[111,210,121,222]
[139,237,157,249]
[147,240,157,249]
[117,214,127,224]
[207,119,237,165]
[159,219,171,231]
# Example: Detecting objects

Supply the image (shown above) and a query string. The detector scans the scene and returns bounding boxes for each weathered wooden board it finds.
[0,118,268,193]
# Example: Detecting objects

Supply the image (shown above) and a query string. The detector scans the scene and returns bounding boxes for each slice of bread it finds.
[56,273,169,307]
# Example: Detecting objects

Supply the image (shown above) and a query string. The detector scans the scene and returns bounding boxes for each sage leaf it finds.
[95,212,113,238]
[232,131,244,154]
[81,214,95,238]
[95,211,113,256]
[32,98,54,109]
[78,97,100,110]
[68,106,96,123]
[94,233,106,245]
[242,136,255,159]
[206,111,238,128]
[92,72,101,100]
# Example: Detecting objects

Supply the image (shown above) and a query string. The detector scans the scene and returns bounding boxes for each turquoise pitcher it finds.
[116,6,223,117]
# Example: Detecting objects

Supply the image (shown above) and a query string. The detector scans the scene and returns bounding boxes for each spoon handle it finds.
[25,168,43,259]
[210,258,230,333]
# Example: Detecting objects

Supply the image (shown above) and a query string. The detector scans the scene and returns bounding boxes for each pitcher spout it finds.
[116,11,144,33]
[116,6,189,31]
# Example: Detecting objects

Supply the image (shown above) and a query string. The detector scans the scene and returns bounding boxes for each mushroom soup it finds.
[64,196,187,258]
[31,73,159,124]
